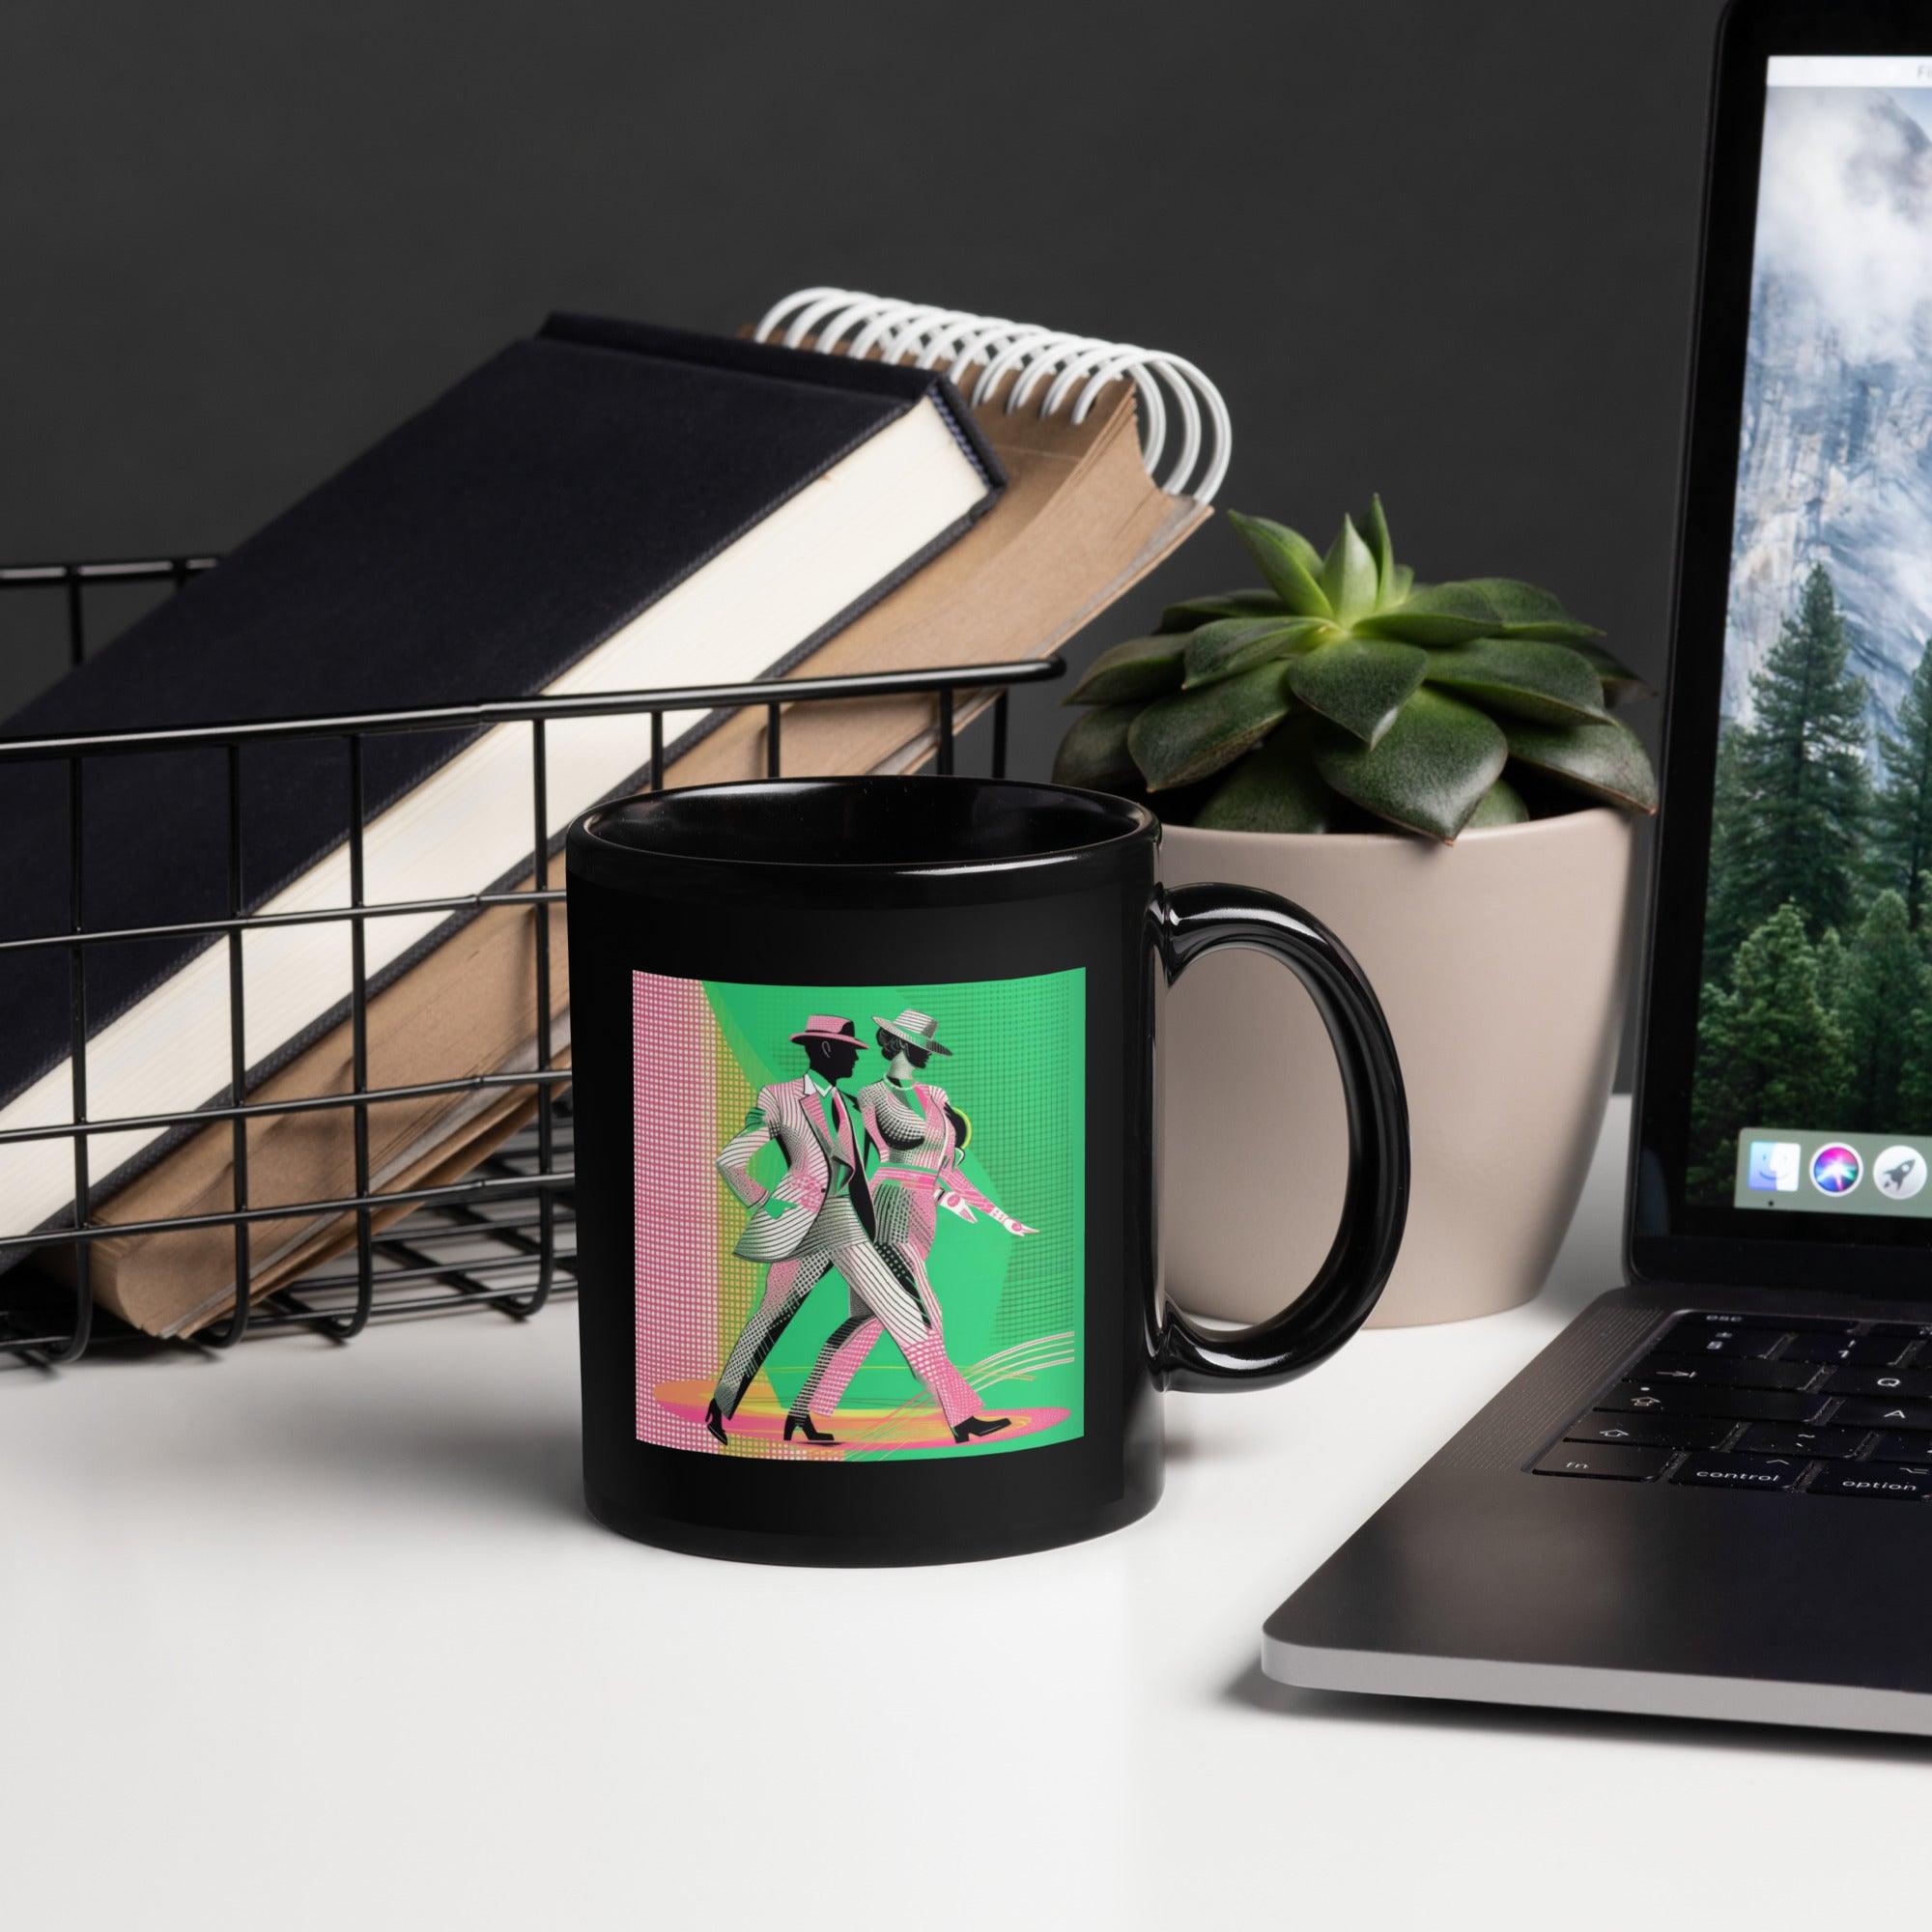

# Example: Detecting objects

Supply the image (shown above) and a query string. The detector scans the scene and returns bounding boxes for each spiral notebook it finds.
[49,291,1228,1335]
[671,288,1228,784]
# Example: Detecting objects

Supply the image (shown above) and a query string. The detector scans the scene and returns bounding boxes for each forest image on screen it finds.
[1690,72,1932,1205]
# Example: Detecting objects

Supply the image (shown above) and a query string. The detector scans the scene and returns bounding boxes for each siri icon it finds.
[1809,1143,1862,1196]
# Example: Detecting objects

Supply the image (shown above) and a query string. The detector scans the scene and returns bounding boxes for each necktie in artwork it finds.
[817,1085,847,1179]
[822,1084,876,1236]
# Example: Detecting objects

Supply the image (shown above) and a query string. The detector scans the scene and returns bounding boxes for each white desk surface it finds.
[8,1094,1928,1931]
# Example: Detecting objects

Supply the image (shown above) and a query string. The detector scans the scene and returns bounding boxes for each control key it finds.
[1670,1452,1806,1491]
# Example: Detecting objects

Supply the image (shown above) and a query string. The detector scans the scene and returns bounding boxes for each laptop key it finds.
[1534,1444,1675,1481]
[1807,1463,1932,1500]
[1828,1398,1932,1430]
[1870,1433,1932,1463]
[1600,1383,1825,1422]
[1634,1358,1819,1391]
[1648,1326,1785,1359]
[1734,1423,1865,1458]
[1565,1412,1730,1450]
[1822,1366,1932,1399]
[1781,1334,1914,1367]
[1671,1453,1808,1492]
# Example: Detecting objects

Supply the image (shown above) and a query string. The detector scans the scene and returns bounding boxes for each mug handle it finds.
[1151,882,1410,1392]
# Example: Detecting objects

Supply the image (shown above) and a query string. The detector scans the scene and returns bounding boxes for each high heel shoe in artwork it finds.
[952,1414,1010,1444]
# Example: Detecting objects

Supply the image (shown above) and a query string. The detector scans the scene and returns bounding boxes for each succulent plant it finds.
[1053,499,1658,840]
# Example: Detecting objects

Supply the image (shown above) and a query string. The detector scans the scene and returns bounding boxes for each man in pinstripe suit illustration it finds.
[703,1014,984,1448]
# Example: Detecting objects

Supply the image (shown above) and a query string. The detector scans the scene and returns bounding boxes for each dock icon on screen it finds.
[1747,1140,1801,1193]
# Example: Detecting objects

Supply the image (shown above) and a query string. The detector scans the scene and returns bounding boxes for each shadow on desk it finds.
[229,1402,585,1526]
[1223,1659,1932,1762]
[5,1338,584,1525]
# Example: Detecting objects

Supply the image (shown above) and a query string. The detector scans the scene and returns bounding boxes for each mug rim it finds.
[567,774,1160,879]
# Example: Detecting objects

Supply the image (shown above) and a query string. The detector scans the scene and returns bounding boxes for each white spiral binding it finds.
[752,287,1231,503]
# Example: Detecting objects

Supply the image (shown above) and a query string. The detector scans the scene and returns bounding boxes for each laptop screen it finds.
[1689,53,1932,1225]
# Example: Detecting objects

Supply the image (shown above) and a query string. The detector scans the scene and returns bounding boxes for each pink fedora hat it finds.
[788,1014,866,1047]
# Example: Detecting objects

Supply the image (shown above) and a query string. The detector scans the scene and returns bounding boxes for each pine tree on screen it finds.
[1689,901,1848,1194]
[1870,640,1932,930]
[1833,889,1926,1130]
[1900,1008,1932,1125]
[1701,724,1749,975]
[1813,923,1847,1009]
[1704,566,1868,973]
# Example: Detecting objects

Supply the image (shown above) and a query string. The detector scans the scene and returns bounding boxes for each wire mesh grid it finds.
[0,554,1062,1368]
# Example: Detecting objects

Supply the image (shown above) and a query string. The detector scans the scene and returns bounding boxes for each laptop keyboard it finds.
[1535,1312,1932,1498]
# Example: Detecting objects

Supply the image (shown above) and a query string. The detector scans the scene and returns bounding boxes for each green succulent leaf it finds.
[1354,581,1502,645]
[1311,688,1509,840]
[1183,616,1330,689]
[1457,577,1605,642]
[1115,498,1647,834]
[1127,662,1294,791]
[1064,634,1186,705]
[1320,514,1380,623]
[1421,637,1609,725]
[1193,724,1334,834]
[1224,512,1332,618]
[1364,496,1396,604]
[1464,774,1530,828]
[1051,703,1142,790]
[1231,512,1324,579]
[1287,636,1429,746]
[1567,639,1656,706]
[1157,588,1292,634]
[1503,714,1658,811]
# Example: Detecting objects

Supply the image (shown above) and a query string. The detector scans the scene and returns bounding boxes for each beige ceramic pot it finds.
[1158,808,1637,1326]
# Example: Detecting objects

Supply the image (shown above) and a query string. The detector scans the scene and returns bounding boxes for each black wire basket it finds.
[0,554,1062,1368]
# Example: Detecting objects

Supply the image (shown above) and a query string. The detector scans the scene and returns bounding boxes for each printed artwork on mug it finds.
[631,968,1085,1460]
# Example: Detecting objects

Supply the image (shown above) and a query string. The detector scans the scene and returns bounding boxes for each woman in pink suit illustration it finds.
[786,1008,1037,1445]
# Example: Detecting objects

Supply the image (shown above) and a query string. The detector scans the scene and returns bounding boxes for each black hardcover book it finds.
[0,314,1002,1236]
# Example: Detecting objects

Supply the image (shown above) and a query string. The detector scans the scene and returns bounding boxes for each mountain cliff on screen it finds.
[1726,85,1932,751]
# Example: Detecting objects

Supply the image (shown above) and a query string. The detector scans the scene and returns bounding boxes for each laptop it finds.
[1262,0,1932,1737]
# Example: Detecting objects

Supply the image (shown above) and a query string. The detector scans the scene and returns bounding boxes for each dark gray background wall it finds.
[0,0,1726,1088]
[3,0,1725,738]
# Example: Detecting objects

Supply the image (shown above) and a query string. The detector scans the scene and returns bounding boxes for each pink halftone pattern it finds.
[633,971,719,1449]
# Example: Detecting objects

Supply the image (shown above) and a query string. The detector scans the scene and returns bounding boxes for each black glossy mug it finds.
[566,776,1407,1564]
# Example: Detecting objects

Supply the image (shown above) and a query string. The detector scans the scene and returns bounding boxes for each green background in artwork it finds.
[702,969,1085,1457]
